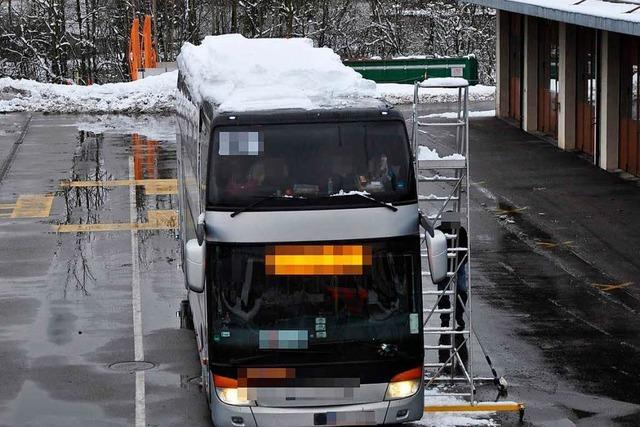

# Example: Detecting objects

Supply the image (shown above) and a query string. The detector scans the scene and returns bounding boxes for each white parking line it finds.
[129,155,146,427]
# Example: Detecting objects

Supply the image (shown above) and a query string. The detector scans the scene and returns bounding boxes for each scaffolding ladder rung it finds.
[420,233,458,240]
[422,290,455,296]
[418,159,467,170]
[424,328,470,334]
[418,175,460,182]
[417,121,465,127]
[424,362,453,368]
[423,392,473,398]
[423,309,454,314]
[422,271,455,278]
[424,345,454,350]
[419,195,460,201]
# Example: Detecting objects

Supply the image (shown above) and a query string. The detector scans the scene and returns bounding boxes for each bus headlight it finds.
[385,379,420,400]
[384,367,422,400]
[215,387,254,406]
[213,374,254,406]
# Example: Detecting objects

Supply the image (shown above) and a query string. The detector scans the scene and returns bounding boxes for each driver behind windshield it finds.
[366,154,397,192]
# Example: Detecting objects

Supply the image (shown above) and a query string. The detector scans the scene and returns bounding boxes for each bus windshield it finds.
[208,121,414,209]
[208,236,422,365]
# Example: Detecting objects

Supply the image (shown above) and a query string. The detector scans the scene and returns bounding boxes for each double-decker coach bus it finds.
[176,54,430,427]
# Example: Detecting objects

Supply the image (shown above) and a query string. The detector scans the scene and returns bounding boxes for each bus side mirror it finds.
[185,239,205,293]
[426,230,448,284]
[196,213,206,246]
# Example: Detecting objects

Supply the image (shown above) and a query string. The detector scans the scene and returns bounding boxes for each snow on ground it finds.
[0,71,177,114]
[420,110,496,119]
[421,77,470,88]
[74,114,176,141]
[413,389,496,427]
[0,42,495,114]
[376,83,494,105]
[177,34,378,111]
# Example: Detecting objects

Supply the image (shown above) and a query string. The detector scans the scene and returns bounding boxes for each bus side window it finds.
[199,109,210,210]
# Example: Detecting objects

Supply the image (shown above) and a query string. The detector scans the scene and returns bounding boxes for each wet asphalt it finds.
[397,102,640,426]
[0,114,210,427]
[0,108,639,427]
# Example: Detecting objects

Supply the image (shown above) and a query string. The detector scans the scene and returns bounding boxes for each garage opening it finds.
[575,26,598,157]
[537,19,559,139]
[619,35,640,177]
[508,13,524,123]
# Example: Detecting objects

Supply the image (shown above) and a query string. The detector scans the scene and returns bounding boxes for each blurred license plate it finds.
[314,411,376,426]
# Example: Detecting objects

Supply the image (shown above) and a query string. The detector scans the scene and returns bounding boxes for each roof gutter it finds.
[461,0,640,36]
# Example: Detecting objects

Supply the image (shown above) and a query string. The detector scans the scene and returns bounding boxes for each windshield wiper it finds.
[326,193,398,212]
[230,195,293,218]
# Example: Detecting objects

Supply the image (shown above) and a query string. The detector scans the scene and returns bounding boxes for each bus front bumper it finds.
[211,392,424,427]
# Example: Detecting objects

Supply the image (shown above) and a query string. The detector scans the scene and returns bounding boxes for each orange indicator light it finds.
[266,245,372,276]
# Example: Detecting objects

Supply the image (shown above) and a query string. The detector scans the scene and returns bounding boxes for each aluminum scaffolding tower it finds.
[412,79,475,401]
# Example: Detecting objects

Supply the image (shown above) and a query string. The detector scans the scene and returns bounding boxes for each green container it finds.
[343,56,479,85]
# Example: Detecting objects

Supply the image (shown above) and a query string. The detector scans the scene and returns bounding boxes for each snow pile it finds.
[177,34,377,112]
[418,146,465,161]
[0,71,178,114]
[421,77,469,88]
[376,83,495,105]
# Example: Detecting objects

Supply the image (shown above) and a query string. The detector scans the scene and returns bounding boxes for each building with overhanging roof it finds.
[464,0,640,177]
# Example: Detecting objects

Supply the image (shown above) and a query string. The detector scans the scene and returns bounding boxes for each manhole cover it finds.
[109,361,156,372]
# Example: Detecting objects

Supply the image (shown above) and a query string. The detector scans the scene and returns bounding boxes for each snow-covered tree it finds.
[0,0,496,84]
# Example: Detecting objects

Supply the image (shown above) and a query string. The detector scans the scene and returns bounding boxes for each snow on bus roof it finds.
[177,34,378,112]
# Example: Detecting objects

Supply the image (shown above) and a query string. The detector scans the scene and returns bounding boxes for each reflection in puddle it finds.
[54,121,177,298]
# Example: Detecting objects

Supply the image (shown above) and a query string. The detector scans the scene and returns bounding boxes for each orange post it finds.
[128,17,141,81]
[142,15,157,69]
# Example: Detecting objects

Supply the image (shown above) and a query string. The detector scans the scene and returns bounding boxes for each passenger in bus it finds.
[225,160,266,195]
[328,156,360,194]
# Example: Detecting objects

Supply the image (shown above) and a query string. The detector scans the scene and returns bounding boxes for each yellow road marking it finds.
[60,178,177,194]
[54,222,177,233]
[424,402,524,413]
[147,210,178,228]
[145,180,177,195]
[53,210,178,233]
[494,206,528,215]
[593,282,633,292]
[60,179,132,188]
[536,240,574,249]
[11,195,54,218]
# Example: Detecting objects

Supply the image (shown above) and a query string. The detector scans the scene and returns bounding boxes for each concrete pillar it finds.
[496,10,510,118]
[523,16,538,132]
[598,31,620,171]
[558,23,576,150]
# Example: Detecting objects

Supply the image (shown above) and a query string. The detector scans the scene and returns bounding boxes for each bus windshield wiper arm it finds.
[230,195,291,218]
[327,193,398,212]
